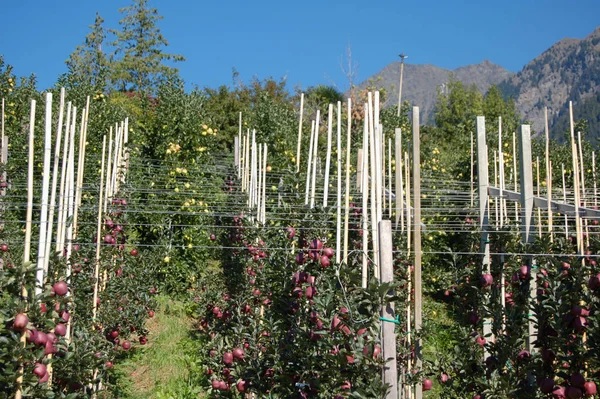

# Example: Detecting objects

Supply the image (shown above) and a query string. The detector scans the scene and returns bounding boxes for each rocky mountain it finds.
[353,60,514,122]
[498,26,600,137]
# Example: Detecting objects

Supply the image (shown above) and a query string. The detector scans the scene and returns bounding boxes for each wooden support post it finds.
[92,136,107,322]
[234,136,239,171]
[368,94,379,278]
[262,144,267,224]
[361,104,369,288]
[389,138,392,218]
[498,117,505,227]
[305,120,316,205]
[336,101,342,263]
[412,107,423,399]
[562,164,569,238]
[379,220,398,399]
[35,93,53,295]
[296,93,304,172]
[518,124,537,359]
[323,104,333,207]
[311,111,320,209]
[569,102,584,255]
[357,149,363,192]
[545,108,553,241]
[537,157,542,238]
[342,99,352,263]
[56,103,72,253]
[405,152,411,255]
[470,131,474,207]
[593,152,597,209]
[513,132,518,222]
[237,112,242,177]
[494,151,499,228]
[476,116,492,358]
[395,128,403,229]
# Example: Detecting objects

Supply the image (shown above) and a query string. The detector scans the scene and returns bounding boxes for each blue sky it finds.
[1,0,599,92]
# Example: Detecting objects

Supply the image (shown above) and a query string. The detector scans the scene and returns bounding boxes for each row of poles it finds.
[1,91,129,398]
[232,93,423,399]
[236,125,268,224]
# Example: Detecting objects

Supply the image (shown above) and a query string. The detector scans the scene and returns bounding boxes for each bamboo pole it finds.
[498,117,505,227]
[545,107,553,241]
[388,138,392,218]
[470,131,474,207]
[395,128,403,229]
[562,164,568,238]
[237,112,242,177]
[15,100,36,399]
[513,132,518,222]
[73,100,89,239]
[537,157,542,238]
[405,152,411,255]
[35,93,53,295]
[56,103,72,253]
[310,112,320,209]
[44,88,66,275]
[323,104,333,207]
[305,120,315,205]
[262,144,267,224]
[296,93,304,172]
[570,102,584,255]
[361,104,369,288]
[368,94,379,279]
[92,136,107,321]
[343,99,352,264]
[413,107,423,399]
[336,101,342,263]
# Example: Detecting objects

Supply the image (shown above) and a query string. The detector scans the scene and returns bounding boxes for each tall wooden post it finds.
[379,220,398,399]
[395,128,403,229]
[476,116,492,358]
[361,104,370,288]
[296,93,304,172]
[323,104,333,207]
[343,99,352,264]
[412,107,423,399]
[518,124,537,359]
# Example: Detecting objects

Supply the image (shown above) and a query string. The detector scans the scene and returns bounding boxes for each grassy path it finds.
[111,296,205,399]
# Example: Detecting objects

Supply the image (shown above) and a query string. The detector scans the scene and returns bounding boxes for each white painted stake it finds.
[262,144,267,224]
[35,93,53,295]
[368,94,379,279]
[361,104,369,288]
[237,112,242,177]
[498,117,505,227]
[323,104,333,207]
[44,88,65,274]
[310,111,320,209]
[56,103,72,253]
[92,136,107,321]
[413,107,423,399]
[336,101,342,263]
[296,93,304,172]
[395,128,403,229]
[545,107,553,239]
[562,164,568,238]
[388,138,392,218]
[305,120,315,205]
[343,99,352,264]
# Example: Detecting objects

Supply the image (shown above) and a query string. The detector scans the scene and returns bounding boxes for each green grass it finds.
[111,296,206,399]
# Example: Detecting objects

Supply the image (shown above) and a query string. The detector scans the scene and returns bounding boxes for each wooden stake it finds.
[56,103,72,253]
[262,144,267,224]
[336,101,342,263]
[494,151,498,228]
[545,107,553,241]
[476,116,492,358]
[296,93,304,172]
[379,220,398,399]
[513,132,518,222]
[237,112,242,176]
[357,149,363,191]
[305,120,315,205]
[405,152,411,255]
[562,164,569,238]
[35,93,53,295]
[73,100,89,239]
[412,107,423,399]
[343,99,352,264]
[310,111,320,209]
[470,131,474,207]
[537,157,542,238]
[323,104,333,207]
[593,152,597,209]
[569,102,584,255]
[361,104,369,288]
[395,128,403,229]
[389,138,392,218]
[498,117,505,227]
[92,136,107,321]
[368,94,379,278]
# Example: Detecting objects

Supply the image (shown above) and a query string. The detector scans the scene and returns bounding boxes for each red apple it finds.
[55,323,67,336]
[13,313,29,331]
[237,379,248,392]
[565,386,582,398]
[130,249,138,257]
[572,373,586,388]
[231,347,244,360]
[423,379,433,391]
[122,341,131,350]
[320,255,330,268]
[223,352,233,365]
[540,378,555,393]
[0,243,8,252]
[139,336,148,345]
[481,273,493,288]
[53,281,68,296]
[323,247,334,258]
[105,361,114,369]
[584,381,597,395]
[33,363,47,378]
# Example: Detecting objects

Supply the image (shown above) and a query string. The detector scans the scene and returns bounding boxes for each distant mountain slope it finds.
[353,60,514,122]
[498,26,600,136]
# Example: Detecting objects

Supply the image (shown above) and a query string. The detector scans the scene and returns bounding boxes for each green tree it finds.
[434,77,483,141]
[110,0,185,92]
[65,12,109,90]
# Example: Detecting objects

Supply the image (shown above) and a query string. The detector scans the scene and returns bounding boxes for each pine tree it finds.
[65,12,109,89]
[110,0,185,92]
